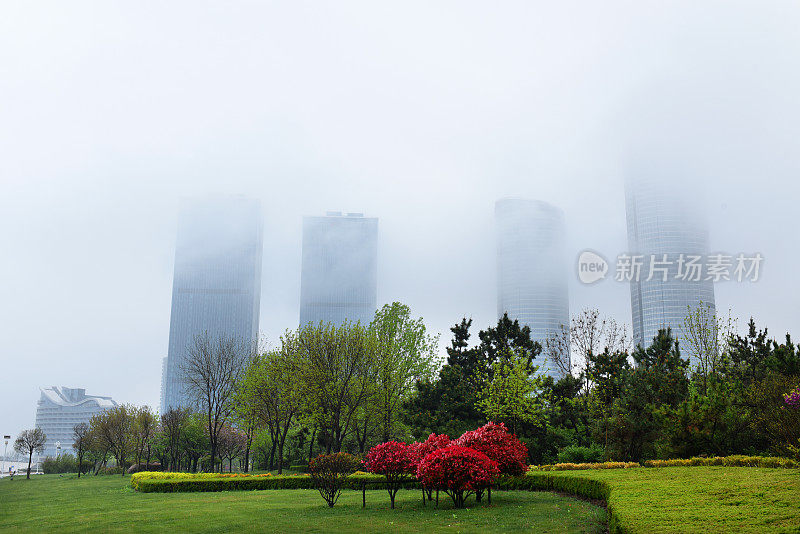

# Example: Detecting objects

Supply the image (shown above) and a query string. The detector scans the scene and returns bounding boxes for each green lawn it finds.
[0,474,605,533]
[543,467,800,534]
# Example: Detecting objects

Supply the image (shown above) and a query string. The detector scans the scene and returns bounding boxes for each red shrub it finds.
[366,441,413,508]
[454,422,528,476]
[409,433,451,470]
[416,446,500,508]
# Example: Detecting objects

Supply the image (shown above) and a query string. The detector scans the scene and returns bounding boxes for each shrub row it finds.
[131,471,417,493]
[497,473,631,534]
[642,455,800,469]
[531,462,640,471]
[530,455,799,471]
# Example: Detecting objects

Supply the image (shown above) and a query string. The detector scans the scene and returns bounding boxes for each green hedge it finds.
[132,473,421,494]
[496,473,629,533]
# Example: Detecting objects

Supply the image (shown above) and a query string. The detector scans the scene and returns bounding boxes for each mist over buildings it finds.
[1,1,799,439]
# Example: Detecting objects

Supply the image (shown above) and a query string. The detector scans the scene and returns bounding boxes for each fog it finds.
[1,1,798,440]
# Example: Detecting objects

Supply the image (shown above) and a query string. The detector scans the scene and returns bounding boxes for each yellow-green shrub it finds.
[530,462,640,471]
[643,455,799,468]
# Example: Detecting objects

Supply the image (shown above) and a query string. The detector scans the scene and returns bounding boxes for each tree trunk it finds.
[268,440,276,471]
[308,427,316,464]
[27,450,32,479]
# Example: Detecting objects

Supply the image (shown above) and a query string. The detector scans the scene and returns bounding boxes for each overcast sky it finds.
[2,1,798,441]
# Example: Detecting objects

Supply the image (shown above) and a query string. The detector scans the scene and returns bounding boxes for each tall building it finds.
[300,211,378,327]
[161,197,263,413]
[35,387,117,458]
[625,176,715,361]
[495,198,569,378]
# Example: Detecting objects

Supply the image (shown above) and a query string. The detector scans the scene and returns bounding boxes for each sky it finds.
[1,1,799,441]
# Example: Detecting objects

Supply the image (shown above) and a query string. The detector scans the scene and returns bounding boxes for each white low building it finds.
[34,387,117,458]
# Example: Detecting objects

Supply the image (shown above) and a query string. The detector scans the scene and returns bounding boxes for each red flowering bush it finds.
[454,422,529,476]
[416,446,500,508]
[409,433,451,470]
[366,441,414,508]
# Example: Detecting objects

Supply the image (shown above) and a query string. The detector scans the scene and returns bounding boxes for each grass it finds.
[544,467,800,534]
[3,466,798,533]
[0,474,605,533]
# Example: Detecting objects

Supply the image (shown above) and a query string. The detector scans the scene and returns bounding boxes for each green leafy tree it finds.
[477,348,546,435]
[14,428,46,479]
[296,320,376,453]
[240,338,303,474]
[369,302,440,442]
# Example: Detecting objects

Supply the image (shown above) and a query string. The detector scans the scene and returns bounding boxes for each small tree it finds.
[477,349,546,435]
[217,425,247,472]
[14,428,46,479]
[366,441,413,509]
[454,422,528,476]
[91,405,135,475]
[309,452,362,507]
[416,446,500,508]
[72,423,90,477]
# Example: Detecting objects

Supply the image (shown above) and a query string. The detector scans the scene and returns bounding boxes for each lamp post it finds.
[2,435,10,475]
[56,441,61,459]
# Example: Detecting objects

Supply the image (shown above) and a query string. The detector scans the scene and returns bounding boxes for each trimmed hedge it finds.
[131,471,418,493]
[131,455,799,492]
[643,455,799,469]
[531,462,640,471]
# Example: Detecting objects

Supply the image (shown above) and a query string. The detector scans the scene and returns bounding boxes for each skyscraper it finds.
[35,387,117,458]
[495,198,569,378]
[299,211,378,327]
[161,197,262,413]
[625,176,715,360]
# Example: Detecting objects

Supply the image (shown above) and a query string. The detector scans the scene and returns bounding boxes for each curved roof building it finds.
[35,386,117,458]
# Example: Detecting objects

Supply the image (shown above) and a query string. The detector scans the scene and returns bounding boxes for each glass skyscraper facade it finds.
[299,212,378,328]
[35,387,117,458]
[625,176,715,361]
[161,197,262,413]
[495,198,569,378]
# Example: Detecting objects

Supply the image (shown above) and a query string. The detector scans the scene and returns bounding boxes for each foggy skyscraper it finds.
[495,198,569,378]
[161,197,263,413]
[625,175,716,360]
[300,212,378,327]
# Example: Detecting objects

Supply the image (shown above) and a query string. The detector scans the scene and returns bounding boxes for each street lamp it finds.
[56,441,61,459]
[2,435,10,475]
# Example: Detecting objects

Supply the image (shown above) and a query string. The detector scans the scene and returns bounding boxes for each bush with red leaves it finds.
[454,421,529,476]
[409,433,451,470]
[366,441,413,508]
[416,446,500,508]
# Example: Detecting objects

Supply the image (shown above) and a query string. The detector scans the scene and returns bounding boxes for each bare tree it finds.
[160,408,190,471]
[217,425,247,472]
[544,324,572,377]
[14,428,46,479]
[72,422,90,478]
[546,309,631,392]
[181,332,252,472]
[682,303,736,394]
[132,406,158,469]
